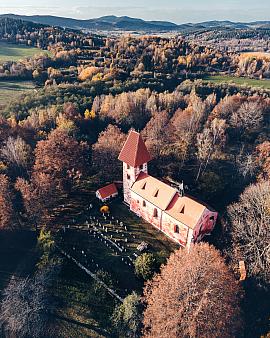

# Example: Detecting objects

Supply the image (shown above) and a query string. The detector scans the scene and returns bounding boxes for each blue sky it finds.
[0,0,269,23]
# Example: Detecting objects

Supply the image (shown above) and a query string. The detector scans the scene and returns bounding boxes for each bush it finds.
[134,253,158,281]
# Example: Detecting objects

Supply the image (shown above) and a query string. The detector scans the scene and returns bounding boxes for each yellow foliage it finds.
[7,117,17,127]
[37,130,47,139]
[92,73,103,82]
[0,161,7,172]
[84,109,96,120]
[100,205,110,213]
[239,52,270,62]
[178,56,186,65]
[56,115,77,134]
[78,66,101,81]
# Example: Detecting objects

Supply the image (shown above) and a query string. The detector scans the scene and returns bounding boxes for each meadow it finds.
[0,80,35,110]
[203,75,270,89]
[0,41,51,62]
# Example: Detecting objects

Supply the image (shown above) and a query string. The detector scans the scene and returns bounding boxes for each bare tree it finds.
[143,243,242,338]
[227,180,270,283]
[1,136,32,176]
[0,264,59,338]
[230,100,264,133]
[196,118,226,180]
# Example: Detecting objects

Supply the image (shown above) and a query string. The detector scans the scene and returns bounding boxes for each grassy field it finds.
[203,75,270,89]
[0,41,51,62]
[0,80,36,110]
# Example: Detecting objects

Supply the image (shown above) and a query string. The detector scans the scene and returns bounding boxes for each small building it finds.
[117,130,218,248]
[96,183,118,202]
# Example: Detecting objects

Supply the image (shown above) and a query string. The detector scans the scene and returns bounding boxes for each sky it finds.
[0,0,270,23]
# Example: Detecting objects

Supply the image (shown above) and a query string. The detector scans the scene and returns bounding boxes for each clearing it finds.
[0,41,51,62]
[202,75,270,89]
[0,80,36,111]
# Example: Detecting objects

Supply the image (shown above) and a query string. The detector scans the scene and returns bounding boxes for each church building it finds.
[99,130,218,248]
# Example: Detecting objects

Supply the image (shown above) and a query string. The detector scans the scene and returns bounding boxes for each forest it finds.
[0,16,269,338]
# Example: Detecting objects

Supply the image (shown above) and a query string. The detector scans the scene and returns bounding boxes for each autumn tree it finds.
[92,125,126,181]
[0,174,15,229]
[33,129,88,192]
[15,173,56,229]
[143,243,242,338]
[142,111,172,159]
[227,180,270,283]
[256,141,270,180]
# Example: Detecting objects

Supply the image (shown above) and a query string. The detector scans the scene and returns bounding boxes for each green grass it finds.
[0,80,35,110]
[203,75,270,89]
[0,41,51,62]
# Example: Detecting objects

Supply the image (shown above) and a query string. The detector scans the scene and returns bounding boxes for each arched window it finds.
[174,224,179,233]
[143,200,146,207]
[127,174,131,180]
[140,164,144,170]
[153,208,158,217]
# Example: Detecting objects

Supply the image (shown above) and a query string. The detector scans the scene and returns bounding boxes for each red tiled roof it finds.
[97,183,118,199]
[118,130,151,167]
[165,194,206,229]
[131,172,177,210]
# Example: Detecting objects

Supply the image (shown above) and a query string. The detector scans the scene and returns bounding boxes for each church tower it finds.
[118,131,151,204]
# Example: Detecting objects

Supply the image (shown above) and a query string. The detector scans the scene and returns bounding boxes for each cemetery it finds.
[56,198,178,299]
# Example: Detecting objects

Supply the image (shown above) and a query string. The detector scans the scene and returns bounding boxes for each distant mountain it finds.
[1,14,270,32]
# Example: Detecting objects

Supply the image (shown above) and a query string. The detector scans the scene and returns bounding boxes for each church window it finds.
[140,164,144,169]
[127,164,130,169]
[127,174,131,180]
[143,200,146,207]
[174,224,179,233]
[153,208,158,217]
[153,189,159,197]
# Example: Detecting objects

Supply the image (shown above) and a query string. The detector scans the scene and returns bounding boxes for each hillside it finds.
[1,13,270,32]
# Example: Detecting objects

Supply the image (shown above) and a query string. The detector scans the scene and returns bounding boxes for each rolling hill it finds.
[0,14,270,32]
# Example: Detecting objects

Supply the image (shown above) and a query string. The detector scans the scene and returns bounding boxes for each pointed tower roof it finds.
[118,130,151,167]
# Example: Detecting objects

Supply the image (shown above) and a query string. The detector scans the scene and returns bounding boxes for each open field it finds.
[0,41,51,62]
[202,75,270,89]
[0,80,36,110]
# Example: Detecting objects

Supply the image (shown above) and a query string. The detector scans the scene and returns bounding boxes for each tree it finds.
[0,263,59,338]
[92,125,126,181]
[15,173,56,229]
[256,141,270,180]
[111,292,143,338]
[1,136,32,177]
[227,180,270,283]
[33,129,88,192]
[134,253,158,281]
[196,118,226,180]
[142,111,172,159]
[143,243,242,338]
[0,174,15,229]
[230,100,264,134]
